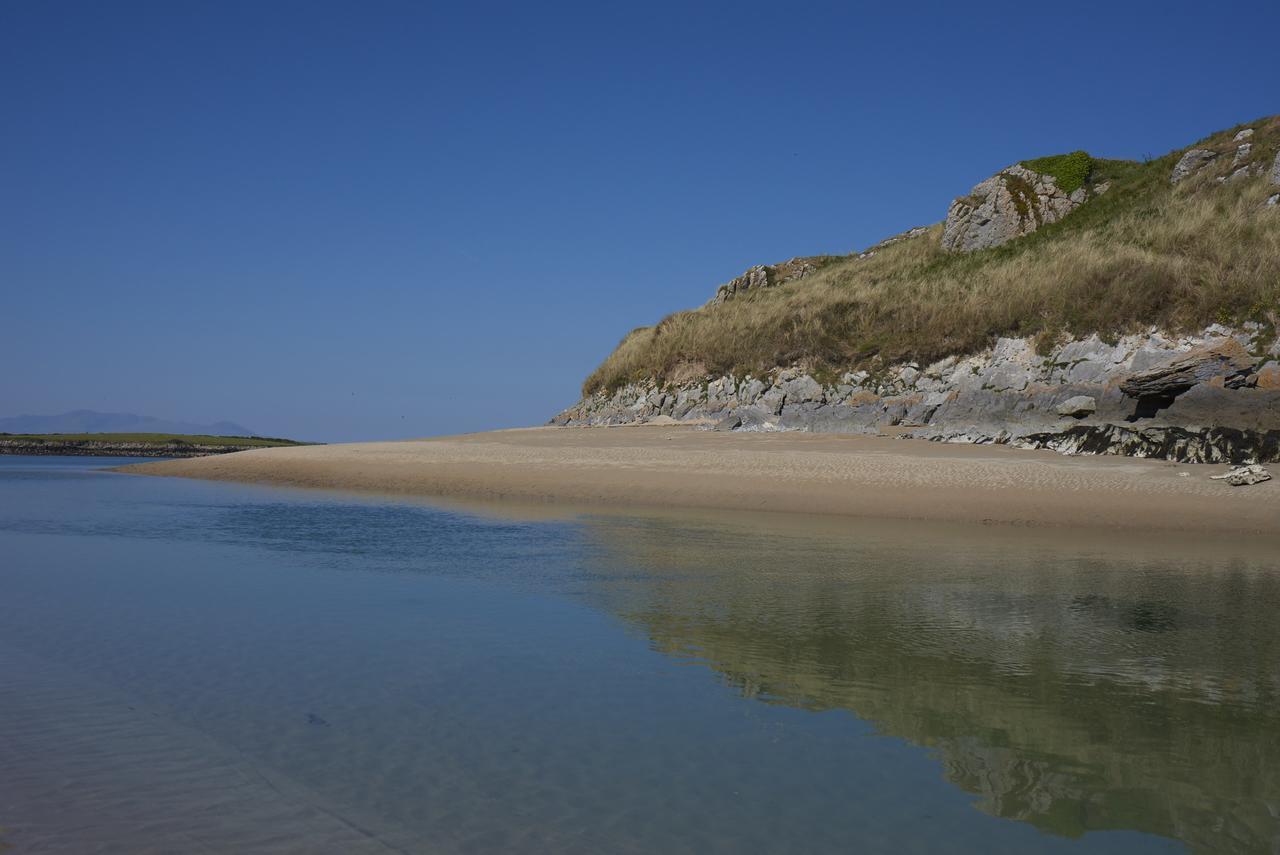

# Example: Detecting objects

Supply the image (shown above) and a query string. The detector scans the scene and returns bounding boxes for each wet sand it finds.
[123,426,1280,535]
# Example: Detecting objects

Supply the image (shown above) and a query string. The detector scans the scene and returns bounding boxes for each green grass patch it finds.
[1022,150,1093,194]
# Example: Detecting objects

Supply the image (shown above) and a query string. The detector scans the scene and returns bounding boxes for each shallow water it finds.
[0,456,1276,853]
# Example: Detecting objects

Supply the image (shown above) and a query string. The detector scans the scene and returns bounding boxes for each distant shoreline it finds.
[118,426,1280,535]
[2,433,308,459]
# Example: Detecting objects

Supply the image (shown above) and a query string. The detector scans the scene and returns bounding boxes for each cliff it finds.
[556,117,1280,463]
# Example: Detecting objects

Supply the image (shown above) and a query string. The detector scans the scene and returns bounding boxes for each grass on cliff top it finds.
[0,433,309,447]
[583,115,1280,396]
[1021,150,1093,194]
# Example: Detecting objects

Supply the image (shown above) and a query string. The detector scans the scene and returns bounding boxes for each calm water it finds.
[1,456,1277,854]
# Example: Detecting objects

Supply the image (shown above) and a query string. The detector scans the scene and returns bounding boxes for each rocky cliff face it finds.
[941,162,1105,252]
[553,324,1280,464]
[562,119,1280,463]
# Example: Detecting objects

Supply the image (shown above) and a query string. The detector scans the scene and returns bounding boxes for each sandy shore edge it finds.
[118,425,1280,535]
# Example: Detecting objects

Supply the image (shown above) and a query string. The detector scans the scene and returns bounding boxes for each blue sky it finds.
[2,0,1277,442]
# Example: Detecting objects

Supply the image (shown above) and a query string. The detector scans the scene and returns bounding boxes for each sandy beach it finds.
[117,425,1280,535]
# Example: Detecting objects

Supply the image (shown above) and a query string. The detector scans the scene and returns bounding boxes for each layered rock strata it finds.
[553,325,1280,464]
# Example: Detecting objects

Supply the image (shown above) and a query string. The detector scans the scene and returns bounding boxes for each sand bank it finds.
[121,426,1280,534]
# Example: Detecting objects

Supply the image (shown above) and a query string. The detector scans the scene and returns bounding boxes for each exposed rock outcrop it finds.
[1210,464,1272,486]
[711,231,932,305]
[712,265,770,303]
[1119,339,1256,398]
[1011,424,1280,464]
[941,164,1089,252]
[1171,149,1219,183]
[856,225,931,259]
[553,324,1280,464]
[711,257,828,305]
[1055,396,1097,418]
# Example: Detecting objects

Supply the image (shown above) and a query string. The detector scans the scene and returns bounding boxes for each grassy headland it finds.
[583,116,1280,395]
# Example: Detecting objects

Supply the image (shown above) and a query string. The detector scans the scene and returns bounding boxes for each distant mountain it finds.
[0,410,256,437]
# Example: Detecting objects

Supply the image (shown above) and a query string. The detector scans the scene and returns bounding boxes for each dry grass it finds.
[583,116,1280,395]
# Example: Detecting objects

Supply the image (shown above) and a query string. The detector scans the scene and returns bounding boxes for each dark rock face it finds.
[1013,424,1280,464]
[553,324,1280,464]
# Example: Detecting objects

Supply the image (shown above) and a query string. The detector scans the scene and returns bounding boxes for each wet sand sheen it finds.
[124,426,1280,535]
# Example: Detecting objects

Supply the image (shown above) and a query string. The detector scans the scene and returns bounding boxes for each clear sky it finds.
[2,0,1277,442]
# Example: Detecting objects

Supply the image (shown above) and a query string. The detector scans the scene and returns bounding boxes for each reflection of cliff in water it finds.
[575,513,1280,854]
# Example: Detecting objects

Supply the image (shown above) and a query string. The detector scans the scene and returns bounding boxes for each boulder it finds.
[782,374,824,403]
[1233,128,1254,142]
[758,387,786,416]
[941,164,1082,252]
[1272,151,1280,185]
[1210,464,1272,486]
[1254,362,1280,390]
[739,378,766,404]
[1055,396,1097,418]
[1119,339,1256,400]
[1170,149,1219,184]
[714,413,742,432]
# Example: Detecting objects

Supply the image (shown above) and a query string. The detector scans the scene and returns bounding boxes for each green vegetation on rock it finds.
[1001,172,1039,223]
[1022,150,1093,193]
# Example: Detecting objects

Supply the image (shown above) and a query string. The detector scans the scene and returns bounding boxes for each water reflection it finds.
[2,457,1276,853]
[574,513,1280,854]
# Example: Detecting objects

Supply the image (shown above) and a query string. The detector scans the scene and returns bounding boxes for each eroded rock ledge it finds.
[552,324,1280,464]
